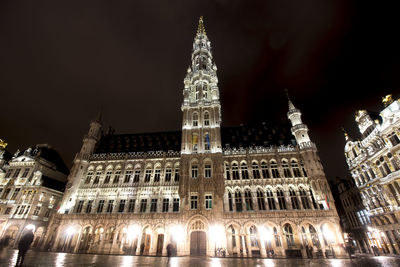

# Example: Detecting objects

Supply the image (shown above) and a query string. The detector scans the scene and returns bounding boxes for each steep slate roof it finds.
[94,121,295,154]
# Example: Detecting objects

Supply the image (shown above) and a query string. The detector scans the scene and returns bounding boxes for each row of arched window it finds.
[83,164,180,186]
[224,159,306,180]
[226,187,318,212]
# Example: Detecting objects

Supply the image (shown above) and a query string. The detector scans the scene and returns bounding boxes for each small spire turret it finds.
[197,16,206,36]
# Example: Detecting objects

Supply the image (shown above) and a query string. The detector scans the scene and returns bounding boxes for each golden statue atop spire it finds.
[382,94,393,107]
[197,16,206,36]
[341,127,350,141]
[0,139,7,149]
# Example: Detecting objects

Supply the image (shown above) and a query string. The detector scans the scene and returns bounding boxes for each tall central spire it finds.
[197,16,206,36]
[181,17,222,154]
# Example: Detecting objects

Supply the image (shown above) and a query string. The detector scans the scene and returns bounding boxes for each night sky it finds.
[1,1,399,180]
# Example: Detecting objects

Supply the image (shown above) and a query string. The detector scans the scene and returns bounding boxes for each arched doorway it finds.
[190,231,206,256]
[78,226,92,253]
[140,227,151,255]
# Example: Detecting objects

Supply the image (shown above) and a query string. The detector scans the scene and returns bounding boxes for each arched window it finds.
[270,161,280,178]
[144,168,152,182]
[124,168,133,183]
[232,163,239,180]
[229,226,237,248]
[309,225,320,247]
[290,188,300,209]
[282,160,292,178]
[165,167,172,182]
[85,170,94,184]
[244,190,253,211]
[301,227,308,246]
[235,191,242,212]
[225,163,231,180]
[192,113,198,126]
[249,226,259,247]
[191,163,198,178]
[241,162,249,179]
[291,160,301,177]
[204,112,210,126]
[113,168,121,184]
[192,133,198,152]
[257,190,266,210]
[261,161,270,178]
[252,162,260,179]
[154,166,161,182]
[266,189,276,210]
[274,227,281,247]
[204,133,210,151]
[277,189,287,210]
[299,188,311,209]
[228,192,233,211]
[103,169,112,184]
[284,224,295,247]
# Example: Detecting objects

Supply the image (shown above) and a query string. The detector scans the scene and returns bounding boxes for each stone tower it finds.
[58,113,102,213]
[179,17,225,220]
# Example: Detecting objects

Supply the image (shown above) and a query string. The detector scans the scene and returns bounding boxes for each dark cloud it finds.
[0,0,399,180]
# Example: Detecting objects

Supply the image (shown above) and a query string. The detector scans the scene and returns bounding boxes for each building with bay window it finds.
[0,144,68,249]
[44,17,345,258]
[344,95,400,255]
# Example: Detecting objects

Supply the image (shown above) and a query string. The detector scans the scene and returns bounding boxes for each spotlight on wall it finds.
[171,225,184,243]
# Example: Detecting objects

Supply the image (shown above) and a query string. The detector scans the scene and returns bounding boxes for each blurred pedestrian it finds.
[166,243,172,263]
[15,230,34,267]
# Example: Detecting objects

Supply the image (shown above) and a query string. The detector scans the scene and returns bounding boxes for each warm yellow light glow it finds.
[323,225,335,243]
[171,225,184,243]
[25,224,36,232]
[127,225,140,241]
[209,224,225,247]
[66,227,76,236]
[145,228,152,235]
[260,226,272,242]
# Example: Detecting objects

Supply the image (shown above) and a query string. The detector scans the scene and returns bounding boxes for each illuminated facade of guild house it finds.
[43,17,345,258]
[344,95,400,255]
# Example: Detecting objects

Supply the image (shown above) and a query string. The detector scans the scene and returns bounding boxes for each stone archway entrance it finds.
[190,231,206,256]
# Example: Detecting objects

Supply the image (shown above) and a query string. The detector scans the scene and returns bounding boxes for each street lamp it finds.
[261,226,272,257]
[210,224,225,257]
[323,226,335,258]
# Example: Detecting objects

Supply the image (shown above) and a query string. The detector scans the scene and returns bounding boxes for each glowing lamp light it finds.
[171,225,184,243]
[260,226,272,242]
[25,224,36,231]
[66,227,76,236]
[323,226,335,243]
[145,228,152,235]
[127,225,140,241]
[209,224,225,247]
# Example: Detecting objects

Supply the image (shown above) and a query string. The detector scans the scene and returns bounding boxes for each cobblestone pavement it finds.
[0,249,399,267]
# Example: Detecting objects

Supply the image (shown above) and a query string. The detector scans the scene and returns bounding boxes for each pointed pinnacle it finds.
[285,89,295,110]
[197,16,206,36]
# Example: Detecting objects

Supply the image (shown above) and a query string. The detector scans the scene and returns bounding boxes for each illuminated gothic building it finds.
[0,144,68,249]
[344,95,400,255]
[45,17,345,258]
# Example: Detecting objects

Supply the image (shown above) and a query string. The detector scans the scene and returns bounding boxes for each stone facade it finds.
[44,17,345,258]
[0,144,68,249]
[344,95,400,255]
